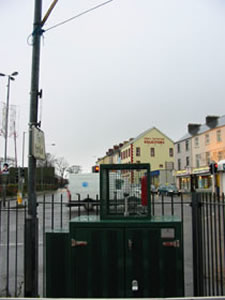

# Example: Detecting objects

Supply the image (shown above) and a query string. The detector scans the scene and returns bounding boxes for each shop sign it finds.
[144,137,165,144]
[176,170,189,176]
[193,166,210,174]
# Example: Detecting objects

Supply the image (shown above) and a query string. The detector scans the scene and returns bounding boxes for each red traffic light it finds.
[209,162,218,174]
[214,163,218,173]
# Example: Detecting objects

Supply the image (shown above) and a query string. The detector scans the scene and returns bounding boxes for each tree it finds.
[67,165,82,174]
[36,152,56,168]
[54,157,69,180]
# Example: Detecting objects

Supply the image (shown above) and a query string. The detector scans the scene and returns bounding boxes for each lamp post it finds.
[0,71,19,164]
[0,72,18,210]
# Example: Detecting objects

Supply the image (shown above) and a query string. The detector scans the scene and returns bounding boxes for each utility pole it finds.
[24,0,42,296]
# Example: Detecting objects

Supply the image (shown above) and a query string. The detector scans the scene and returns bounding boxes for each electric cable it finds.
[44,0,114,33]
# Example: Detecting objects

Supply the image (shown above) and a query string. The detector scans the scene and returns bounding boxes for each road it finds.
[0,191,194,297]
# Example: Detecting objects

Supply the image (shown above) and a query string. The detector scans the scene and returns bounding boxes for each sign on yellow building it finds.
[120,127,174,171]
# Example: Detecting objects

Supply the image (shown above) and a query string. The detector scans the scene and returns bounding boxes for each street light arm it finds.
[11,71,18,76]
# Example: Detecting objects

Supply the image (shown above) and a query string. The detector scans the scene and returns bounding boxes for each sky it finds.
[1,0,225,173]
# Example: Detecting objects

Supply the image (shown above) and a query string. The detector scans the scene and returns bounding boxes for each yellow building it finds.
[96,127,175,187]
[120,127,175,187]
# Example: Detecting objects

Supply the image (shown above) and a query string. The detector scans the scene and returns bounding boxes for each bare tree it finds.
[55,157,69,179]
[67,165,82,174]
[37,152,56,167]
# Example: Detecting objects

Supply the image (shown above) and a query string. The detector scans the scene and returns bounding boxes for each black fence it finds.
[0,191,224,297]
[192,192,225,296]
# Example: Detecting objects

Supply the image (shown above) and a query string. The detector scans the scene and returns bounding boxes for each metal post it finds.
[22,131,26,168]
[4,76,11,163]
[24,0,42,297]
[191,192,204,296]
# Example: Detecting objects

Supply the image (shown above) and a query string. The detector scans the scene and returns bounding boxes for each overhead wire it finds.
[44,0,114,33]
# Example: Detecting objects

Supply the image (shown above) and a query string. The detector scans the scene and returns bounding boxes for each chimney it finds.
[188,123,200,135]
[107,148,113,155]
[206,115,219,128]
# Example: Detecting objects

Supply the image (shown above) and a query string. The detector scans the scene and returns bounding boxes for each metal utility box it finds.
[100,164,151,219]
[68,216,184,298]
[46,164,184,298]
[45,229,69,298]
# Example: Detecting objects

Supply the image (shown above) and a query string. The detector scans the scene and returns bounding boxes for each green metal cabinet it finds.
[69,226,124,298]
[68,216,184,298]
[45,229,69,298]
[46,164,184,298]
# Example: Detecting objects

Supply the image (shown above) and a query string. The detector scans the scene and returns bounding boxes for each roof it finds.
[120,126,174,149]
[176,115,225,143]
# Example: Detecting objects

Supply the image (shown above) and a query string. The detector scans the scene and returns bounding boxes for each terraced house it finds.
[175,115,225,193]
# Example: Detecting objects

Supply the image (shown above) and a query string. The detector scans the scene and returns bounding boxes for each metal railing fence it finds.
[192,192,225,296]
[0,191,224,298]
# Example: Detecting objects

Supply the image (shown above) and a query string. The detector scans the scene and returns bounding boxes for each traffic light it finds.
[214,163,218,173]
[209,163,218,174]
[92,165,100,173]
[21,168,25,178]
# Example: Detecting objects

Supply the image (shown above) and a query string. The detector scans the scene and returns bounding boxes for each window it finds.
[205,134,210,145]
[178,159,181,170]
[177,143,180,153]
[150,148,155,157]
[217,130,221,142]
[185,140,189,151]
[218,151,223,161]
[194,137,199,147]
[196,154,201,168]
[136,147,140,156]
[205,152,210,165]
[169,148,173,157]
[186,156,189,166]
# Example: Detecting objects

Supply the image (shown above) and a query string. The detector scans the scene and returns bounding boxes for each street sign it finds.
[32,126,46,160]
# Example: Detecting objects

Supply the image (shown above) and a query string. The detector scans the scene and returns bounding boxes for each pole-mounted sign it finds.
[32,126,46,160]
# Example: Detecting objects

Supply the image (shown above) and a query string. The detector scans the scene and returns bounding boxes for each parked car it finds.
[150,184,157,194]
[157,184,168,195]
[157,184,180,196]
[166,184,181,196]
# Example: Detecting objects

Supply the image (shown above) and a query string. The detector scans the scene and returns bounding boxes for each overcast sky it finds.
[1,0,225,172]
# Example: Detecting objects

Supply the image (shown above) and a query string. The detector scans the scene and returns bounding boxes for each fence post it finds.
[192,192,204,296]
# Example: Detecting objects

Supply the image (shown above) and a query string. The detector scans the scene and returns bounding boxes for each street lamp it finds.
[0,71,19,164]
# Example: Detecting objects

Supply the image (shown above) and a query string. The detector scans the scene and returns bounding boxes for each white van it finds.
[67,173,99,209]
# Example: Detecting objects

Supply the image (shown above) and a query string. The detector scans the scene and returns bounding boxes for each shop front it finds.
[192,166,212,192]
[218,160,225,195]
[175,169,192,192]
